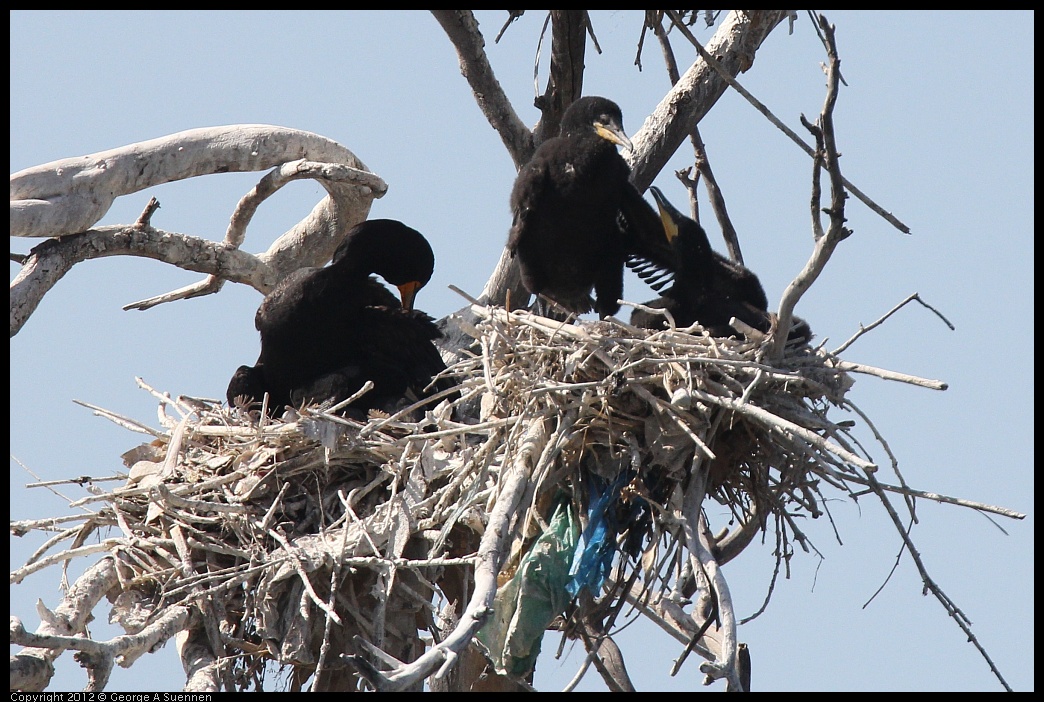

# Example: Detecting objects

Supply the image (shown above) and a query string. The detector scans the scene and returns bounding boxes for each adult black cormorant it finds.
[226,219,452,417]
[631,187,812,344]
[507,96,668,319]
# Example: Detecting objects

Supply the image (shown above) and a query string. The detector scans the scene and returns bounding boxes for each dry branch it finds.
[658,11,910,236]
[10,125,388,336]
[628,11,791,190]
[10,125,376,239]
[431,11,535,170]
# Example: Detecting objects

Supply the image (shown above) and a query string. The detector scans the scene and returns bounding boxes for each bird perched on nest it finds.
[226,219,452,418]
[507,96,669,320]
[631,186,812,344]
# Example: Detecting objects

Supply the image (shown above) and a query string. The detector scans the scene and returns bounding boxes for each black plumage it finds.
[631,187,812,344]
[507,96,668,319]
[226,219,451,417]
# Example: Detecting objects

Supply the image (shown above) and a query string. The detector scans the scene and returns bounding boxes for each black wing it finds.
[291,305,451,414]
[619,182,677,293]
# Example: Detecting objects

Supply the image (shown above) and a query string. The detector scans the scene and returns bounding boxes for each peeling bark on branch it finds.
[11,125,377,238]
[10,125,388,336]
[627,10,789,189]
[9,557,120,692]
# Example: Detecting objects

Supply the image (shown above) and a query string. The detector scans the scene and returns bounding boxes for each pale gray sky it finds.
[10,10,1033,692]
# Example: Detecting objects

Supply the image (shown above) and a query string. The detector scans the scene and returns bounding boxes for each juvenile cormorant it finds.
[631,187,812,344]
[226,219,452,417]
[507,96,668,319]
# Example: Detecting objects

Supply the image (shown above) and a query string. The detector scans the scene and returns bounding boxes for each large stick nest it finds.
[13,304,866,691]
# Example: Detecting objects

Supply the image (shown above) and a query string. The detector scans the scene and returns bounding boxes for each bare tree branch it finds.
[11,125,377,238]
[767,15,849,360]
[11,224,267,337]
[9,557,120,692]
[628,10,791,189]
[861,470,1014,692]
[657,11,910,235]
[531,11,588,144]
[652,14,745,264]
[123,159,387,312]
[431,11,534,169]
[10,126,388,335]
[176,626,222,693]
[832,292,956,356]
[679,466,741,690]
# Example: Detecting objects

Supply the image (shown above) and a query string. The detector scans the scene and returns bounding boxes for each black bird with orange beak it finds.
[227,219,451,417]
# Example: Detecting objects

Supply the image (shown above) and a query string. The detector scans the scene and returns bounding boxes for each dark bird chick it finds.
[631,187,812,344]
[227,219,452,417]
[507,96,667,319]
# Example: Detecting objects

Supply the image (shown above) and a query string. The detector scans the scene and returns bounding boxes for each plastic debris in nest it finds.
[426,302,864,688]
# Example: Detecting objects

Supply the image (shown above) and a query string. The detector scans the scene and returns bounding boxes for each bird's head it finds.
[562,96,633,152]
[333,219,435,311]
[649,186,681,245]
[649,186,713,262]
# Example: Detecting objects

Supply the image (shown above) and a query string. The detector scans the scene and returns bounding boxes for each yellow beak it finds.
[594,123,633,152]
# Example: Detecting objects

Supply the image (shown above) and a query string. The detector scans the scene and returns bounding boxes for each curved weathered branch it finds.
[10,124,376,238]
[10,225,268,337]
[10,126,389,334]
[123,159,387,311]
[9,557,120,692]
